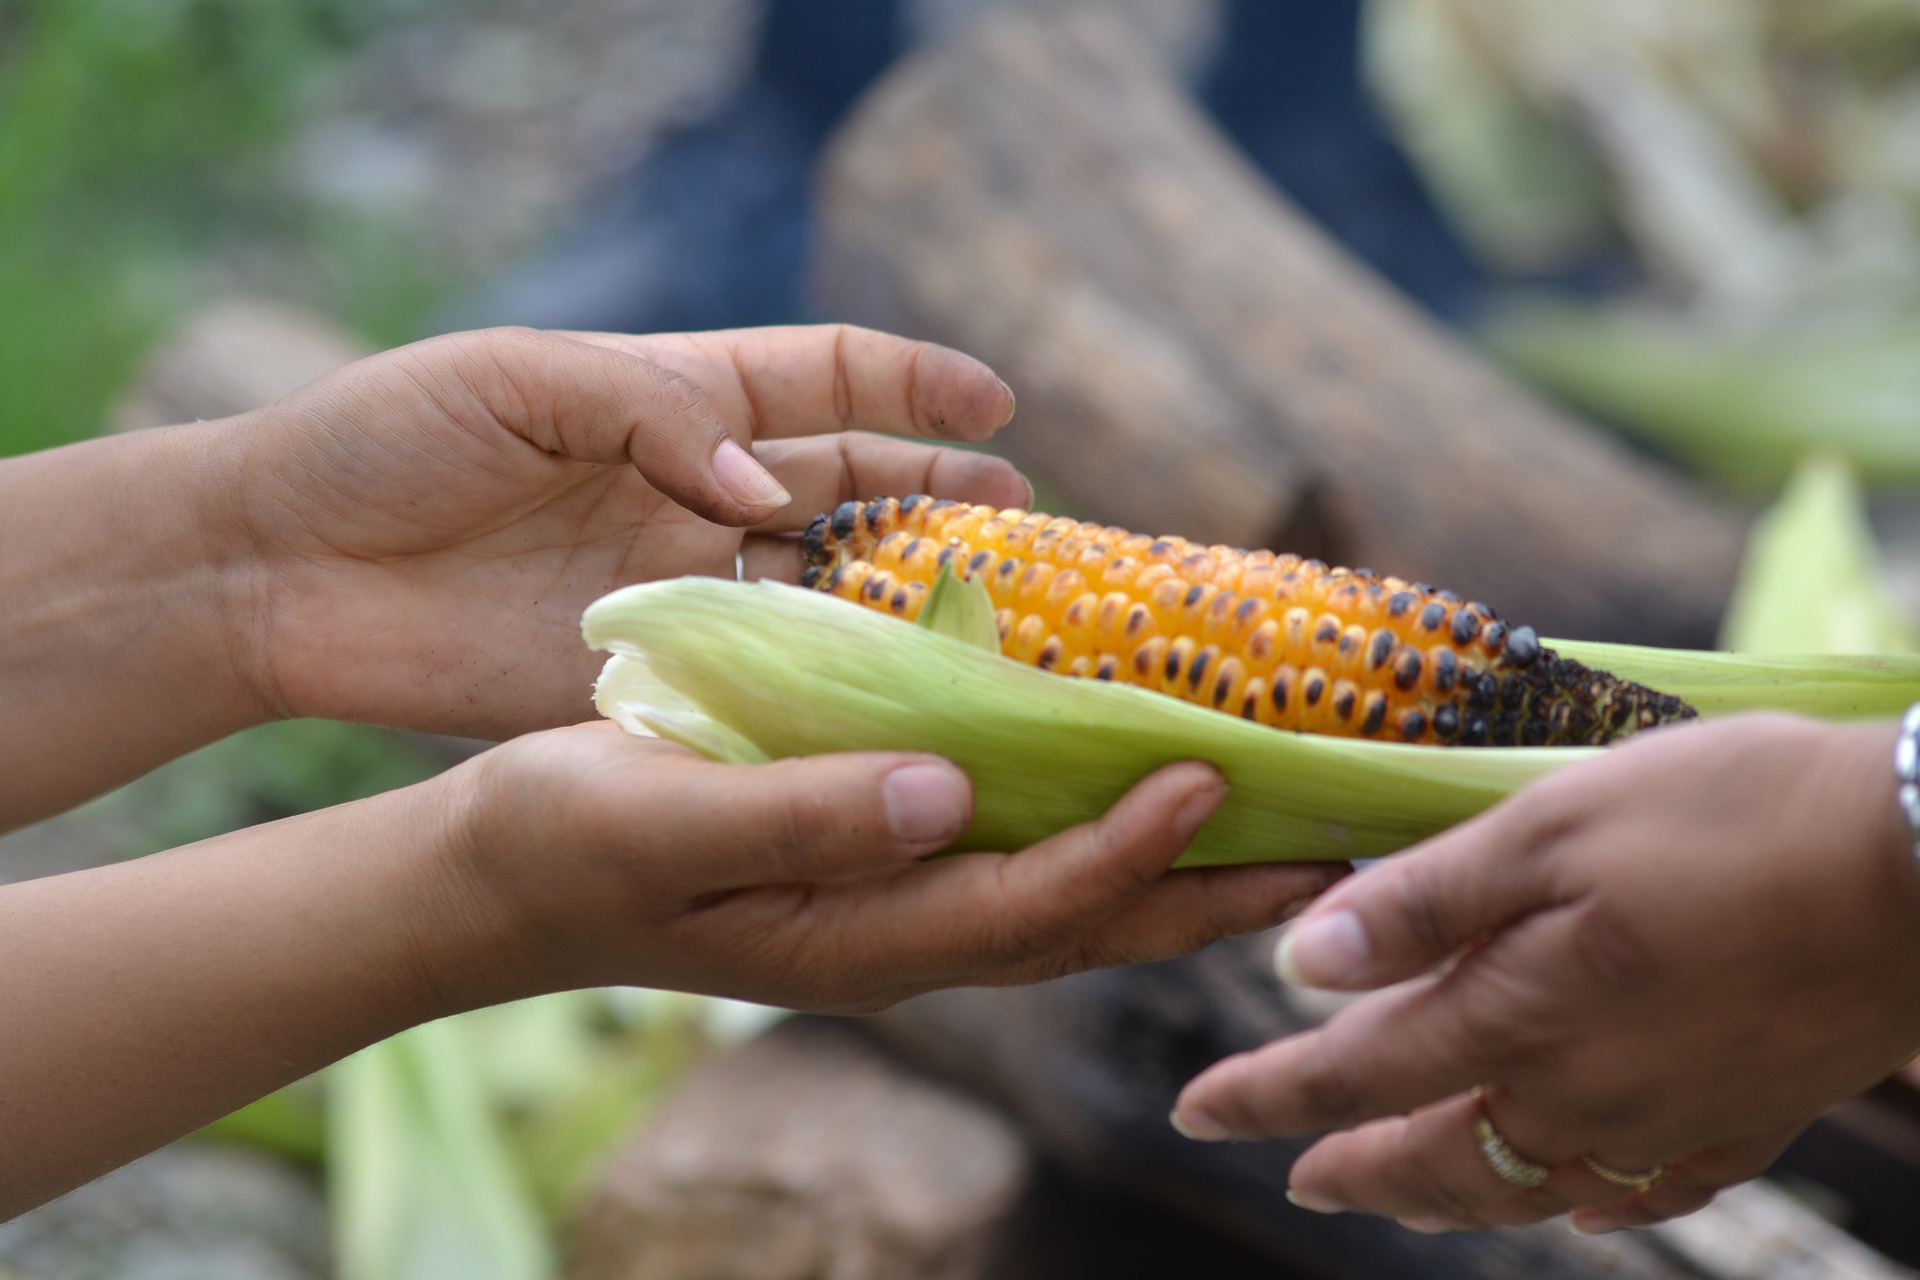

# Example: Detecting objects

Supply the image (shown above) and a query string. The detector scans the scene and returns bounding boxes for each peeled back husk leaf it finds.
[587,578,1589,866]
[585,578,1920,867]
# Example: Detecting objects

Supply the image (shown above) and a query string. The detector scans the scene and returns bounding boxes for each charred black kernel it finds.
[967,549,993,574]
[802,514,830,563]
[927,498,958,512]
[1499,674,1529,709]
[863,577,888,602]
[1124,604,1153,636]
[1393,649,1423,691]
[1361,693,1387,735]
[1352,566,1374,578]
[1095,656,1118,681]
[1505,626,1541,667]
[1304,673,1326,706]
[1387,590,1417,618]
[863,500,887,531]
[1566,706,1595,740]
[1432,649,1459,693]
[902,537,927,562]
[1438,590,1462,604]
[1432,704,1460,738]
[1212,671,1234,707]
[1241,692,1260,719]
[1333,686,1356,720]
[1315,617,1341,644]
[900,493,928,513]
[1530,687,1556,719]
[1467,672,1499,710]
[1521,719,1549,746]
[1337,630,1359,657]
[830,501,860,541]
[1367,630,1395,669]
[1148,539,1174,557]
[889,587,911,614]
[1235,597,1261,625]
[800,564,822,588]
[1271,676,1290,713]
[825,565,848,592]
[1481,619,1508,653]
[1183,583,1206,608]
[1451,610,1482,646]
[1165,648,1183,682]
[1132,647,1155,678]
[1461,711,1489,744]
[1400,709,1428,741]
[1420,602,1447,631]
[1187,649,1212,690]
[1492,711,1519,744]
[1038,639,1063,670]
[998,558,1018,577]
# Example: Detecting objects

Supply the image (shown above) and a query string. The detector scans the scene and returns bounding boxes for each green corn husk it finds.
[589,578,1584,867]
[583,576,1920,867]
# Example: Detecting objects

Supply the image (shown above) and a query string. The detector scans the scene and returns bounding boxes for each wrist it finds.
[0,422,276,826]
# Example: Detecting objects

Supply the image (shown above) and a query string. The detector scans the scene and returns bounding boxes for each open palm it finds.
[222,325,1026,737]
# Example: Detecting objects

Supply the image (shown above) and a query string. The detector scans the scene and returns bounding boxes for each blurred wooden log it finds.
[814,12,1743,646]
[569,1018,1035,1280]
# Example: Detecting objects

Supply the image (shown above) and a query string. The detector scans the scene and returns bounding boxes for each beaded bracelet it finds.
[1899,703,1920,863]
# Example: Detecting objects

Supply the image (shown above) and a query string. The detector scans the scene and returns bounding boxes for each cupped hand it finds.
[431,723,1344,1014]
[1170,714,1920,1234]
[218,325,1027,737]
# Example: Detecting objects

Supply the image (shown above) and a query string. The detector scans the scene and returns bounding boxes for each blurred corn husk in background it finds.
[1363,0,1920,488]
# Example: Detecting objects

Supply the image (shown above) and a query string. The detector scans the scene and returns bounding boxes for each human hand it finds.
[1170,715,1920,1234]
[218,324,1027,738]
[430,724,1343,1014]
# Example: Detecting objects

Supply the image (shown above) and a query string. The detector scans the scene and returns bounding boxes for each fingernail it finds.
[1172,782,1227,842]
[1285,1189,1343,1214]
[1274,909,1369,988]
[883,763,970,845]
[1398,1217,1453,1234]
[1170,1108,1229,1142]
[712,438,791,509]
[995,376,1017,426]
[1569,1213,1618,1236]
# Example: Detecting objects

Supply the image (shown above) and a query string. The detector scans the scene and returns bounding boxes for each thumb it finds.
[1276,791,1567,990]
[419,327,791,527]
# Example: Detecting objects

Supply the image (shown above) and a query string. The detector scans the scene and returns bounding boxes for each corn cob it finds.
[800,496,1695,747]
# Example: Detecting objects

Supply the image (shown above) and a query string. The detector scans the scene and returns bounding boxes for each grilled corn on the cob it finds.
[800,496,1694,747]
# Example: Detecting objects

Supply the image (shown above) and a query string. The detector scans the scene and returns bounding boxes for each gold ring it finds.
[1471,1090,1549,1189]
[1581,1154,1666,1193]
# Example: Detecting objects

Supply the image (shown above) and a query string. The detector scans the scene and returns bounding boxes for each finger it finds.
[750,433,1033,534]
[561,324,1017,443]
[614,749,976,888]
[841,762,1228,983]
[1284,1091,1643,1229]
[1172,924,1571,1137]
[1273,783,1578,991]
[403,327,792,527]
[1568,1128,1797,1234]
[990,860,1347,982]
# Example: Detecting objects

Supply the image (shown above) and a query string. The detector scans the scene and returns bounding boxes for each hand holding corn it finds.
[1172,715,1920,1235]
[0,325,1345,1219]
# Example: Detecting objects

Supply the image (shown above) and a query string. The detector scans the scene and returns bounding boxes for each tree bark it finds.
[813,11,1744,646]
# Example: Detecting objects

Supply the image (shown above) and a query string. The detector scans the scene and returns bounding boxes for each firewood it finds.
[813,11,1744,647]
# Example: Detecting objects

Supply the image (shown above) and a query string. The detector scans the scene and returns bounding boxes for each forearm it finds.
[0,423,268,829]
[0,774,515,1219]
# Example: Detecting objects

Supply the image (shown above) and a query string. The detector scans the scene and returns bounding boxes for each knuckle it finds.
[1566,897,1660,993]
[1389,861,1463,960]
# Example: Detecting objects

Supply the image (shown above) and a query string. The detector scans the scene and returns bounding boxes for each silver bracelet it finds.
[1899,703,1920,863]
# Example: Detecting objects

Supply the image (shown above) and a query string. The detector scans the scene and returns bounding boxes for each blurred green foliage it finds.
[0,0,452,455]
